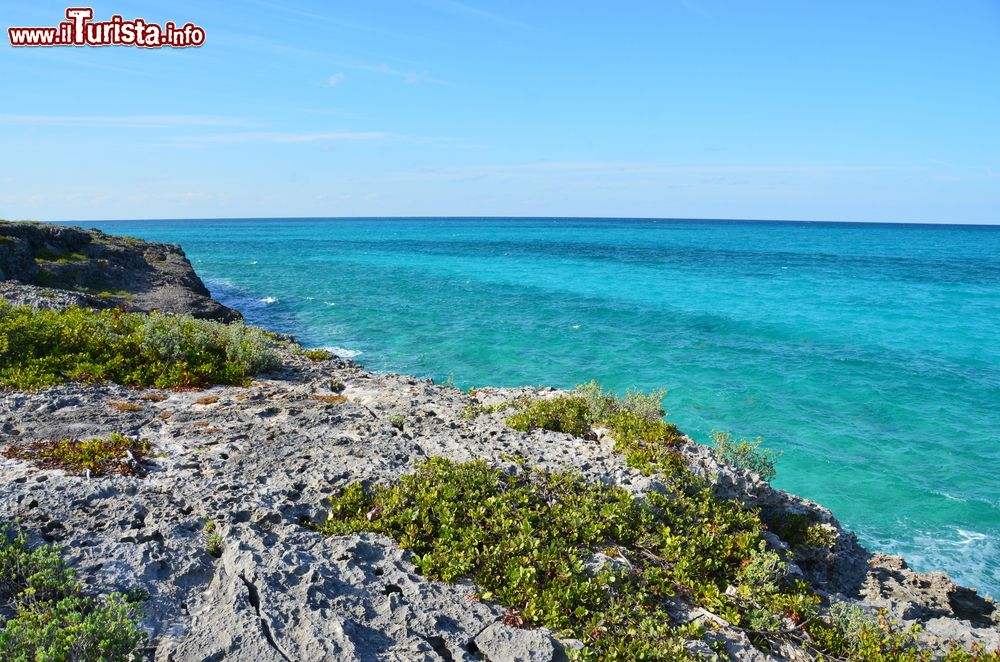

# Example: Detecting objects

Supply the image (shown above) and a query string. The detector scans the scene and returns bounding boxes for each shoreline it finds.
[1,222,998,660]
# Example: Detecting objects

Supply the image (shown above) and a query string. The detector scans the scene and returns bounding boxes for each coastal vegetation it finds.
[322,385,999,660]
[0,525,147,660]
[0,303,280,389]
[301,348,334,361]
[320,456,979,661]
[203,521,224,558]
[502,382,686,474]
[2,433,151,478]
[710,431,781,482]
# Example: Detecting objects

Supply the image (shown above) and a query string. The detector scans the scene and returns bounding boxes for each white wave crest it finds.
[323,346,362,358]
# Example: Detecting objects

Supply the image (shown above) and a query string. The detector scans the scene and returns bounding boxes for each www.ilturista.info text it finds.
[8,8,205,48]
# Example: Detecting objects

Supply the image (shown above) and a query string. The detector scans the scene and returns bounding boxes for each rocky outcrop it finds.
[0,221,240,322]
[2,357,997,660]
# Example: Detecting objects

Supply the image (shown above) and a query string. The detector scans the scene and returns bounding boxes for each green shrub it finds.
[302,348,333,361]
[601,408,685,475]
[2,433,151,477]
[93,290,131,300]
[577,380,667,422]
[767,512,837,551]
[0,303,281,389]
[389,414,406,431]
[206,533,224,558]
[504,396,591,437]
[711,431,781,482]
[33,268,59,288]
[320,459,712,659]
[319,458,913,660]
[318,458,993,661]
[807,603,929,661]
[503,384,684,475]
[0,525,146,661]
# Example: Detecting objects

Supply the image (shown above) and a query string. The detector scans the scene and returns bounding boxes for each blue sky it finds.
[1,1,998,223]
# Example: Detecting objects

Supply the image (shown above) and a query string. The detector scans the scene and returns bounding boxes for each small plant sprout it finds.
[204,521,224,557]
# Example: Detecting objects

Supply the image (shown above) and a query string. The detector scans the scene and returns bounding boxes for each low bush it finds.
[504,383,684,475]
[504,396,591,437]
[302,348,333,361]
[318,457,989,661]
[33,246,86,263]
[460,396,525,420]
[0,303,281,389]
[711,431,782,482]
[766,512,837,551]
[2,433,151,477]
[0,525,146,660]
[577,380,667,422]
[205,525,224,557]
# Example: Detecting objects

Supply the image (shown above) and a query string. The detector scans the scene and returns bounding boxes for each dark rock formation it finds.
[0,221,240,322]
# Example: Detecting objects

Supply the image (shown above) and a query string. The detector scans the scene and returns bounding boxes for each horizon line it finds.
[45,215,1000,228]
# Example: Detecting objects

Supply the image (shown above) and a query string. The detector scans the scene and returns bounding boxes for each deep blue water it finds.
[83,217,1000,597]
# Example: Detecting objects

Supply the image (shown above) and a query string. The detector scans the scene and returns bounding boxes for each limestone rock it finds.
[473,622,556,662]
[0,221,240,321]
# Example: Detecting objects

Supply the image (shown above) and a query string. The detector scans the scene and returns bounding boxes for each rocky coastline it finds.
[1,223,997,661]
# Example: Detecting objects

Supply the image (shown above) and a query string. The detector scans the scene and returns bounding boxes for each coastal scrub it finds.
[711,431,781,482]
[3,433,151,477]
[0,303,280,389]
[0,525,147,660]
[318,457,976,661]
[503,382,686,474]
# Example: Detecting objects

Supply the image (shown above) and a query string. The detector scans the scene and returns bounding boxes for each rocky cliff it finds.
[0,221,240,322]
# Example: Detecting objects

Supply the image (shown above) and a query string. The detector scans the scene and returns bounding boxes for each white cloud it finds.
[327,73,346,87]
[349,62,441,85]
[0,115,251,129]
[423,0,527,28]
[179,131,388,144]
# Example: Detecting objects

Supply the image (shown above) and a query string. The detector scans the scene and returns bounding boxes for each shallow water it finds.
[85,217,1000,597]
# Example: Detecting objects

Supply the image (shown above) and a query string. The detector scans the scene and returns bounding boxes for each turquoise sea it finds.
[85,217,1000,597]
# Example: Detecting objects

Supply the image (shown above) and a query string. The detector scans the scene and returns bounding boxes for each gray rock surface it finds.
[0,221,240,321]
[2,352,997,660]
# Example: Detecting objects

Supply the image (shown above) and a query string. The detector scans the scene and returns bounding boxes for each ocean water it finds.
[85,217,1000,598]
